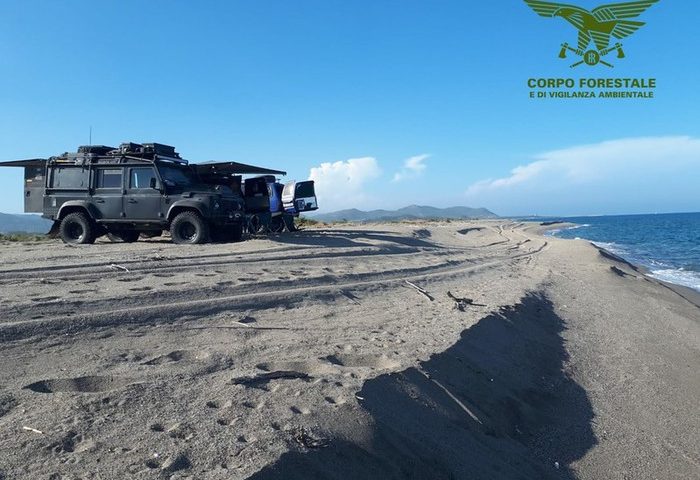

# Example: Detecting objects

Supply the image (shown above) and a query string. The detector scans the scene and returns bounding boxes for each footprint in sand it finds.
[24,376,135,394]
[290,406,311,415]
[117,352,145,363]
[49,431,95,454]
[217,417,239,427]
[324,353,400,370]
[129,286,153,292]
[142,350,206,365]
[150,423,165,432]
[0,393,17,418]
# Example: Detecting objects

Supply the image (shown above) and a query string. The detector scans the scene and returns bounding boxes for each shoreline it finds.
[540,220,700,298]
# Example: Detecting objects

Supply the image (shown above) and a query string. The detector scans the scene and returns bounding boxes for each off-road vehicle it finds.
[0,142,286,245]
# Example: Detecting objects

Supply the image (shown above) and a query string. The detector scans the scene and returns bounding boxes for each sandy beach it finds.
[0,221,697,479]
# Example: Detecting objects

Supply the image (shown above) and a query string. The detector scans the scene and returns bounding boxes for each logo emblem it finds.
[524,0,658,68]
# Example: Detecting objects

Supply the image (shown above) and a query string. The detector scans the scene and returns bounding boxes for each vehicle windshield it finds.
[158,165,198,188]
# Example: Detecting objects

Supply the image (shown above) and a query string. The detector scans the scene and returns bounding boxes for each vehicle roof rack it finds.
[77,145,115,155]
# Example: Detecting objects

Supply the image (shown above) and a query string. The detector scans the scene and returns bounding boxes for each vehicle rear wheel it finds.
[270,216,285,233]
[59,212,96,245]
[170,211,209,244]
[230,223,243,242]
[107,231,140,243]
[247,215,263,234]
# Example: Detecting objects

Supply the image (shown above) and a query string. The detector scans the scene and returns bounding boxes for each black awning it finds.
[193,161,286,176]
[0,159,47,168]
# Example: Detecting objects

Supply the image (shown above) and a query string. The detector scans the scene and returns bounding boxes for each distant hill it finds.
[313,205,498,223]
[0,213,52,233]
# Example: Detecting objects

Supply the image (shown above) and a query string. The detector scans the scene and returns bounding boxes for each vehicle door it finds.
[92,167,125,219]
[243,177,270,214]
[124,166,164,221]
[293,181,318,212]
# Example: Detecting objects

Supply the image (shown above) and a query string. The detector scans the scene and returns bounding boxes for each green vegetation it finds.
[0,232,50,242]
[296,216,321,227]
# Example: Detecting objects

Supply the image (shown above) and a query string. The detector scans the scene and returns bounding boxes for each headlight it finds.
[213,202,220,209]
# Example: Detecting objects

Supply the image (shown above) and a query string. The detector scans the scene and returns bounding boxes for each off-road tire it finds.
[170,211,210,245]
[270,217,285,233]
[247,215,263,234]
[107,231,140,243]
[59,212,96,245]
[230,223,244,242]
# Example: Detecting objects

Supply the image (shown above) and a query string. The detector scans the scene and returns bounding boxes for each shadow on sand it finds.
[249,293,596,480]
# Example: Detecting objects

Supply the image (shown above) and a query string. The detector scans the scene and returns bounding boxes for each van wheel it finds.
[107,231,140,243]
[170,212,209,244]
[59,212,96,245]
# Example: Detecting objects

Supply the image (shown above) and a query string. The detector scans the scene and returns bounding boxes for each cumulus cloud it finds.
[308,157,382,211]
[465,136,700,215]
[392,154,429,182]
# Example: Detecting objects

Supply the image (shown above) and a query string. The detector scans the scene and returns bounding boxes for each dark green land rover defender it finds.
[0,142,274,245]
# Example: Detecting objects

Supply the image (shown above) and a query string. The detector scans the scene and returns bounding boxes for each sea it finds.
[538,212,700,292]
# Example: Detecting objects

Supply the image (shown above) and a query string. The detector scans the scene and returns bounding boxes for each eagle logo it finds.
[524,0,659,67]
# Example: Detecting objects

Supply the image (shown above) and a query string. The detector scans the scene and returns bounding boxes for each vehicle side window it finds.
[97,169,122,189]
[130,168,158,189]
[51,166,88,188]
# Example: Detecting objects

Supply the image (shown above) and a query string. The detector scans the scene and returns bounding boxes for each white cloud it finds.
[392,154,429,182]
[465,136,700,215]
[308,157,382,211]
[466,136,700,196]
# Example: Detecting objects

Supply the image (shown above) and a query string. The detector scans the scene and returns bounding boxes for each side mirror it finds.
[149,177,158,189]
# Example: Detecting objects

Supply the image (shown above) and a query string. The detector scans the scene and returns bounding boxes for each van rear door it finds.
[283,180,318,213]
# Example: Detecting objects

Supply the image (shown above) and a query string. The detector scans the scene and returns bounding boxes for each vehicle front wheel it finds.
[107,231,140,243]
[170,211,210,244]
[59,212,96,245]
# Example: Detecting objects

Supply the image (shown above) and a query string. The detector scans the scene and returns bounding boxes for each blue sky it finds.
[1,0,698,216]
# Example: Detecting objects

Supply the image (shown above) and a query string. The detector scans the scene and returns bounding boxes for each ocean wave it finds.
[649,268,700,292]
[591,241,628,257]
[545,223,591,237]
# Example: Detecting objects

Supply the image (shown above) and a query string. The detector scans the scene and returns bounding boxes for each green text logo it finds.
[524,0,659,68]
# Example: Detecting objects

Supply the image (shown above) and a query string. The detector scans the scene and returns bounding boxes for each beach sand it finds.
[0,221,697,479]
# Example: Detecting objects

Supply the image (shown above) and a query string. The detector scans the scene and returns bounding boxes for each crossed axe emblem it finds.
[558,42,626,68]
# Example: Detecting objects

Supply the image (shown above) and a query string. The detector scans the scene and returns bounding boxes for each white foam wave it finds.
[649,268,700,292]
[545,223,590,237]
[591,241,628,257]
